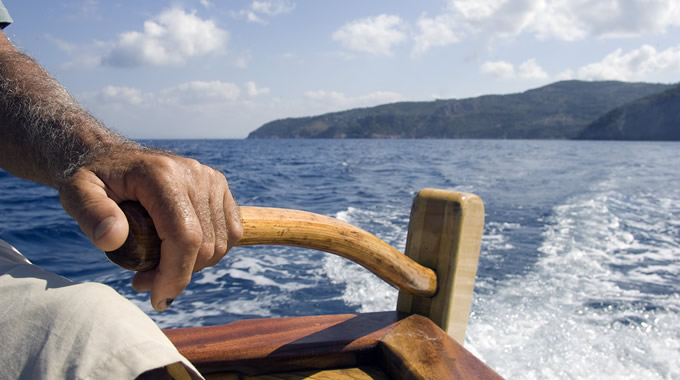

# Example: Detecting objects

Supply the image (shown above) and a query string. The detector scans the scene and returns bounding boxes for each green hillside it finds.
[248,81,672,139]
[577,83,680,141]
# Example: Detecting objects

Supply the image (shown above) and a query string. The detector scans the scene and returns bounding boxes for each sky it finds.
[3,0,680,138]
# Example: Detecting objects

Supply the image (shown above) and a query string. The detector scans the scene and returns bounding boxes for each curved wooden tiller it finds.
[109,189,500,379]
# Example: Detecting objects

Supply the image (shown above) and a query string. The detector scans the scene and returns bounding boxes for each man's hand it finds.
[1,28,240,311]
[59,147,243,311]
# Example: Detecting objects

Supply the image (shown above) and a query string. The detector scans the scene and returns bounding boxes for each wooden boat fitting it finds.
[112,189,503,379]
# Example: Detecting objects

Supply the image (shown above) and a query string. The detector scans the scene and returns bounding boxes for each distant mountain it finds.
[247,81,672,139]
[577,83,680,141]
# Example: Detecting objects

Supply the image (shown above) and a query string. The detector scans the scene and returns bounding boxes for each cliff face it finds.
[577,84,680,141]
[248,81,673,139]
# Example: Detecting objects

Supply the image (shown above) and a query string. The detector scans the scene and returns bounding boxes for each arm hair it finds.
[0,33,133,188]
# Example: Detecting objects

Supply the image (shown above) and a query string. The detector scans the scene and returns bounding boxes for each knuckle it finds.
[214,239,228,257]
[144,155,176,174]
[192,252,211,273]
[212,169,228,183]
[199,240,214,261]
[229,222,244,244]
[178,227,203,250]
[227,209,244,244]
[182,157,203,174]
[131,157,177,189]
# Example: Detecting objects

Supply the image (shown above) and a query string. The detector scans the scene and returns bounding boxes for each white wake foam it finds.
[324,206,407,313]
[467,188,680,379]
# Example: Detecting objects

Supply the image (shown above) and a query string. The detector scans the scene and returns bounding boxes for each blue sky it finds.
[4,0,680,138]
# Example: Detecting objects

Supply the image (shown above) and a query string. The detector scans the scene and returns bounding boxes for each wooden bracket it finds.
[396,189,485,345]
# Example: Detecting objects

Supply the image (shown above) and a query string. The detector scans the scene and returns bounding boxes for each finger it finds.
[144,194,203,311]
[191,190,216,272]
[59,170,129,252]
[131,269,154,292]
[206,186,227,268]
[201,170,233,268]
[150,237,199,311]
[224,184,243,252]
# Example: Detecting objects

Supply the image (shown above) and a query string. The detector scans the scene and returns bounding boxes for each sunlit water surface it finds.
[1,139,678,379]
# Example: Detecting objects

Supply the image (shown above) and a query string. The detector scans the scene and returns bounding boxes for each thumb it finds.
[59,170,129,252]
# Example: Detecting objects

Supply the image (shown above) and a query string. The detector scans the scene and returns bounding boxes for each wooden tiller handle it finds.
[105,202,437,297]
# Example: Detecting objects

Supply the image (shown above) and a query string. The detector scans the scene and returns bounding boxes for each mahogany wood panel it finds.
[164,312,503,379]
[165,312,402,376]
[378,315,502,380]
[204,366,388,379]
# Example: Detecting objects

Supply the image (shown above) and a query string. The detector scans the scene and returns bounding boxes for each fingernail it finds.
[156,298,174,311]
[94,216,116,241]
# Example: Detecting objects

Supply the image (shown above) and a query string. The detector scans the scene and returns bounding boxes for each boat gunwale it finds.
[163,311,503,379]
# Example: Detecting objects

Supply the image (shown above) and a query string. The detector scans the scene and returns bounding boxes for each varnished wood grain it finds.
[165,312,403,376]
[205,366,388,380]
[105,201,161,272]
[164,312,502,379]
[396,189,485,344]
[238,207,436,297]
[132,190,499,378]
[378,315,503,380]
[107,203,437,297]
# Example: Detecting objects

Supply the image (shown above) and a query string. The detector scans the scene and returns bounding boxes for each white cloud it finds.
[489,0,545,38]
[162,81,241,105]
[481,58,548,79]
[432,0,545,43]
[555,69,574,81]
[85,80,242,110]
[332,14,408,56]
[518,58,549,79]
[410,0,544,55]
[407,0,680,56]
[102,8,228,67]
[533,0,680,40]
[412,14,460,57]
[450,0,506,21]
[252,0,295,15]
[236,0,295,24]
[200,0,213,8]
[233,50,253,68]
[574,44,680,81]
[47,34,108,69]
[245,81,271,97]
[89,86,150,106]
[530,0,590,41]
[62,54,103,70]
[449,0,543,36]
[481,60,515,78]
[78,81,262,138]
[82,85,403,138]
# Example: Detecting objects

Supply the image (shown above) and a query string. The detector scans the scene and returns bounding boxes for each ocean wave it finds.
[468,183,680,379]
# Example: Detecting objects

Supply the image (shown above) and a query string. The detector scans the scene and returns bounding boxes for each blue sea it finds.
[1,139,678,379]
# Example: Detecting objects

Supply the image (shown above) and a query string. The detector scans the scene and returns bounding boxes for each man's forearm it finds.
[0,31,130,188]
[0,31,243,311]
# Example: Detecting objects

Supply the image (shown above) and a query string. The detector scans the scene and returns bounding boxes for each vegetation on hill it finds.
[247,81,672,139]
[577,83,680,141]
